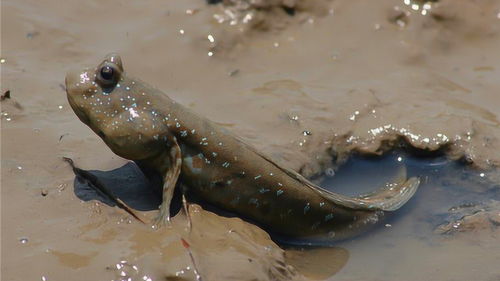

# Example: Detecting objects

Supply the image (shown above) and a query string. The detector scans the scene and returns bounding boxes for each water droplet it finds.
[19,237,28,244]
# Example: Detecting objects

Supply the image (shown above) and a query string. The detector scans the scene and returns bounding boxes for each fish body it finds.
[65,54,419,241]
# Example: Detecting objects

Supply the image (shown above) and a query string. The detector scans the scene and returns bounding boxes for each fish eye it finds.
[96,62,121,89]
[100,66,114,80]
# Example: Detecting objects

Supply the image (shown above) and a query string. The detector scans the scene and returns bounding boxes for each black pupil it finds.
[100,66,114,80]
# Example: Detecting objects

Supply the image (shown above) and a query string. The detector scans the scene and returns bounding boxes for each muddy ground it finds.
[2,0,500,280]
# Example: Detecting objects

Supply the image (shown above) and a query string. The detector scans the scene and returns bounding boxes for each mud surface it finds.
[2,0,500,280]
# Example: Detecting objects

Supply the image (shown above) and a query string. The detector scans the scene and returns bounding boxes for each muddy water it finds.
[2,0,500,280]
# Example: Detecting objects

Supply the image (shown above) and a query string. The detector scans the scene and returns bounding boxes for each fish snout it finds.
[65,68,95,98]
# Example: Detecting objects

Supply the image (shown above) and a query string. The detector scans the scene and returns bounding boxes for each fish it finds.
[65,54,419,242]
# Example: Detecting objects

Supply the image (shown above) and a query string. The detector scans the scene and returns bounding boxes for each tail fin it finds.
[306,166,420,211]
[355,176,420,211]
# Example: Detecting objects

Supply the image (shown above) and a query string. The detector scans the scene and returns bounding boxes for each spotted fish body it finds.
[66,54,419,241]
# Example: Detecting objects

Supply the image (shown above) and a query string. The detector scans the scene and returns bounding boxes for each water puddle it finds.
[322,151,499,238]
[293,151,500,280]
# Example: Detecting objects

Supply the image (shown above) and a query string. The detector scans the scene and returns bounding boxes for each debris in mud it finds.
[435,200,500,235]
[205,0,333,54]
[1,90,11,101]
[59,133,69,142]
[41,189,49,197]
[228,69,239,76]
[26,31,40,39]
[388,6,410,28]
[180,238,203,281]
[1,90,23,113]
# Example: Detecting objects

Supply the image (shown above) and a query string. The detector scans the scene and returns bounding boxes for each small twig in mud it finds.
[1,90,11,101]
[228,69,239,77]
[59,133,69,142]
[62,157,145,224]
[1,90,24,110]
[57,183,68,192]
[180,238,203,281]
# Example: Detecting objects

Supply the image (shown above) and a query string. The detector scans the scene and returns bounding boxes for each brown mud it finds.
[2,0,500,280]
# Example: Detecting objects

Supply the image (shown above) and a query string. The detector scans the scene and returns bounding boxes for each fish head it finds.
[65,54,168,160]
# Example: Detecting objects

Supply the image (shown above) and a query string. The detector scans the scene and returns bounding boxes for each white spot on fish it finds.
[128,108,139,118]
[248,198,259,207]
[311,221,321,230]
[230,196,240,205]
[79,72,90,83]
[184,156,202,174]
[325,213,334,221]
[304,203,310,214]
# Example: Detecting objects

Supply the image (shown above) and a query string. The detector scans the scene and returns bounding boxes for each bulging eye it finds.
[100,66,114,80]
[96,62,121,89]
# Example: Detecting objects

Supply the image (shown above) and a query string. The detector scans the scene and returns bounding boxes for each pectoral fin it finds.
[153,135,182,227]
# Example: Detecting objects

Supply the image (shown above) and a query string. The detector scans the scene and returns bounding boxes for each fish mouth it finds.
[65,68,94,125]
[65,68,94,96]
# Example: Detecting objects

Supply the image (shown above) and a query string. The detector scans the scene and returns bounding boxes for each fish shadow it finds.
[73,162,163,211]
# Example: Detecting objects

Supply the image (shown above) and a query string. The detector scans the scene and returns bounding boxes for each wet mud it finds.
[2,0,500,280]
